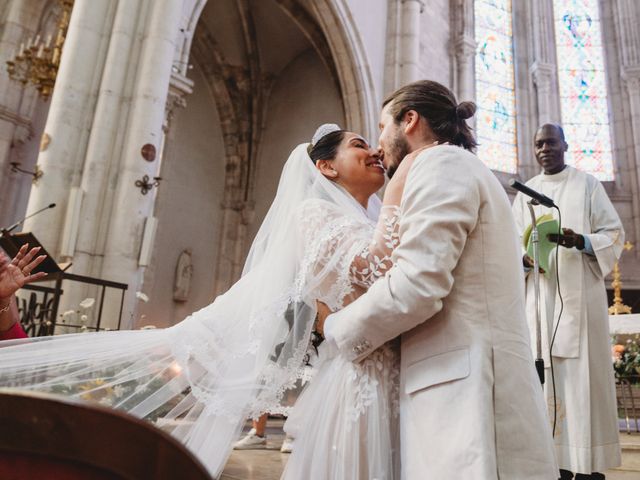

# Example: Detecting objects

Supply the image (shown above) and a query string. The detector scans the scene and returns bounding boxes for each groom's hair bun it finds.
[455,101,476,120]
[308,124,346,164]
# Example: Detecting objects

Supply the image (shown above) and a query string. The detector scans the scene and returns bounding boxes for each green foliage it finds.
[613,334,640,383]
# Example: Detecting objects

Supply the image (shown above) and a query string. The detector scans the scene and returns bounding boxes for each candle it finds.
[18,42,24,56]
[45,34,52,48]
[37,44,44,58]
[34,34,40,45]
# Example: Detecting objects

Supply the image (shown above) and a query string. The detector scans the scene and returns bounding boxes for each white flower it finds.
[136,291,149,303]
[61,310,76,322]
[80,314,88,324]
[79,298,95,309]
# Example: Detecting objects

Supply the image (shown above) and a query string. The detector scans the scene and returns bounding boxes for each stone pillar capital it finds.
[621,65,640,87]
[531,62,556,81]
[531,61,556,85]
[453,36,476,59]
[401,0,425,13]
[165,72,194,128]
[0,105,33,144]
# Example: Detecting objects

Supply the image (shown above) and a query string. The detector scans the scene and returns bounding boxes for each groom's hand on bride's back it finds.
[315,300,333,337]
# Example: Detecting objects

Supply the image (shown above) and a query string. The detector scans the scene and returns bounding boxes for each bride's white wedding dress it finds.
[0,144,400,478]
[282,200,401,480]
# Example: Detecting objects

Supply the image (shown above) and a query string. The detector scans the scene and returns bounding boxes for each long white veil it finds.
[0,143,380,476]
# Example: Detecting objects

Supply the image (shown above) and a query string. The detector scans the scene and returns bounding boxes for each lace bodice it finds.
[297,199,401,310]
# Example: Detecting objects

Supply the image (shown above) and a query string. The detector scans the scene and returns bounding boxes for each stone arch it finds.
[293,0,378,140]
[179,0,377,141]
[151,0,376,301]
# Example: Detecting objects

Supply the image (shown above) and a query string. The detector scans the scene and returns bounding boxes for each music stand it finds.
[0,231,64,277]
[1,231,127,336]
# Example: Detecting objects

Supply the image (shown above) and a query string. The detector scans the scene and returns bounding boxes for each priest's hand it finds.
[523,254,545,274]
[547,228,585,250]
[0,244,48,300]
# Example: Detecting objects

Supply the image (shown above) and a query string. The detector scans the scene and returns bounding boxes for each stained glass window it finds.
[474,0,518,173]
[553,0,614,180]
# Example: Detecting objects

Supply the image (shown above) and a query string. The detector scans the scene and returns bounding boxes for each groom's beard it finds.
[385,134,411,179]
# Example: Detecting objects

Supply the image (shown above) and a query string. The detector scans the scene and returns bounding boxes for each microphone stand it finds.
[527,200,545,385]
[1,203,56,236]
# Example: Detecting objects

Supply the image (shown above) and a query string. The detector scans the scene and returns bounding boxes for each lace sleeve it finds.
[349,205,401,289]
[296,200,401,310]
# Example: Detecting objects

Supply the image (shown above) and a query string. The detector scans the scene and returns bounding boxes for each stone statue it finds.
[173,249,193,302]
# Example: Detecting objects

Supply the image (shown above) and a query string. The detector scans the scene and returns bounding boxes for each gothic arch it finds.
[305,0,378,140]
[177,0,378,292]
[179,0,377,141]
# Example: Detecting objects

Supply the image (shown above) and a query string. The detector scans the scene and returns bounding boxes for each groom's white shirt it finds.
[324,145,558,479]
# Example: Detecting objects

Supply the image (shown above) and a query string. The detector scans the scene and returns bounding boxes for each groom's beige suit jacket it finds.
[326,145,558,479]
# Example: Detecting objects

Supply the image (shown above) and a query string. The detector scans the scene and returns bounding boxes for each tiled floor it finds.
[220,420,640,479]
[220,419,288,480]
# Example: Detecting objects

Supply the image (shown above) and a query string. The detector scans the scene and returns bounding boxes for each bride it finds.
[0,124,420,478]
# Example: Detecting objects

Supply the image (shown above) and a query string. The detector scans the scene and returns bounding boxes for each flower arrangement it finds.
[612,334,640,382]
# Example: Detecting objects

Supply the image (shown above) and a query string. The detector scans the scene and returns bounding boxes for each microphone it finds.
[508,179,556,208]
[2,203,56,235]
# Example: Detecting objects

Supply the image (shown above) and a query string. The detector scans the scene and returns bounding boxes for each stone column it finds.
[530,0,560,124]
[398,0,423,85]
[98,0,184,326]
[614,0,640,251]
[621,68,640,247]
[73,0,143,276]
[0,0,41,226]
[530,62,559,124]
[212,201,255,296]
[518,0,561,180]
[614,0,640,68]
[22,0,116,255]
[450,0,475,102]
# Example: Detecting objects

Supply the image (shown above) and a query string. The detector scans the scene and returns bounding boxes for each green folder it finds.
[522,213,560,274]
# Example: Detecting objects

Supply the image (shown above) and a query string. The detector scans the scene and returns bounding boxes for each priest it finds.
[512,123,624,480]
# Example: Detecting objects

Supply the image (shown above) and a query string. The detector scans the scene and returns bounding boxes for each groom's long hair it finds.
[383,80,478,152]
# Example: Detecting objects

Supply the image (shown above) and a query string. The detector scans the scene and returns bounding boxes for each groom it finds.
[321,80,558,479]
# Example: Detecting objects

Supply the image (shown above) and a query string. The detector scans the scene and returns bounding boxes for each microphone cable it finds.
[549,205,564,438]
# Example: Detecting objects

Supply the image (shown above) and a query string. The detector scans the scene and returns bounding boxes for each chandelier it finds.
[5,0,74,100]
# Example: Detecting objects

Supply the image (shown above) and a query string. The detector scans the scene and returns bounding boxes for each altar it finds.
[610,314,640,335]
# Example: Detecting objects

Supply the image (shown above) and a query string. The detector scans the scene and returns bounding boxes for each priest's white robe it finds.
[512,165,623,474]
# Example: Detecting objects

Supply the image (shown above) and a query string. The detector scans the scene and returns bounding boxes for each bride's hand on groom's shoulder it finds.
[388,143,436,191]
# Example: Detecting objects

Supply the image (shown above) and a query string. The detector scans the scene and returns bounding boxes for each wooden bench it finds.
[0,389,213,479]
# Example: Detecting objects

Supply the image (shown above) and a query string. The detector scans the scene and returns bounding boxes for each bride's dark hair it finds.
[308,130,346,164]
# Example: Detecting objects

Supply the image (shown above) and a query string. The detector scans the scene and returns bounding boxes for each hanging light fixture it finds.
[5,0,74,100]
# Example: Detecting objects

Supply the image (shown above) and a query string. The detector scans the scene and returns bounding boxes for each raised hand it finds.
[0,244,48,299]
